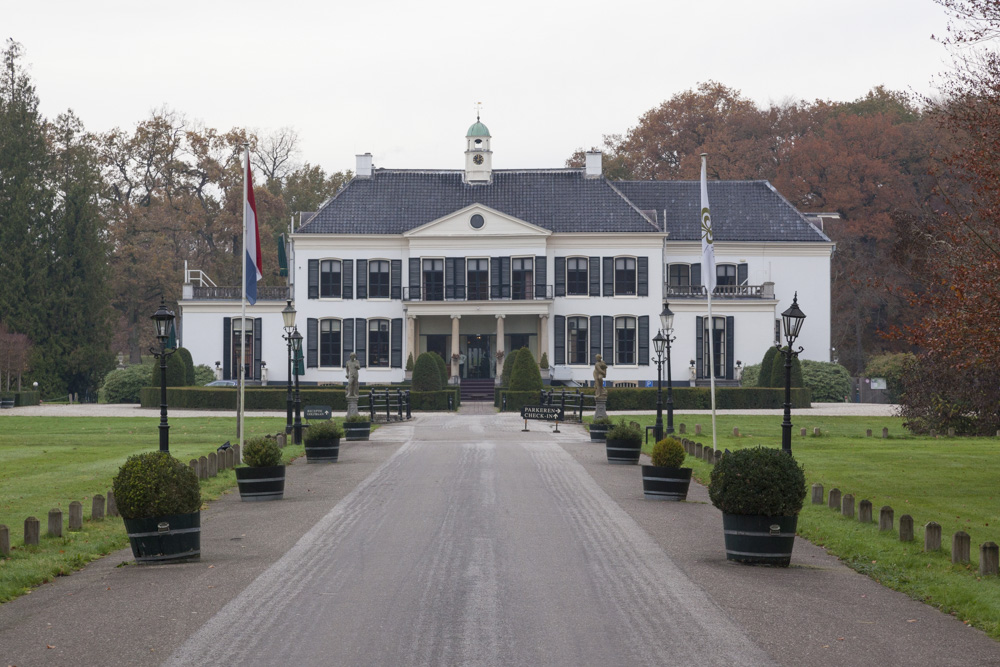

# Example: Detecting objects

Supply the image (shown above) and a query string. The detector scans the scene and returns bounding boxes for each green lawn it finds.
[0,416,297,602]
[608,412,1000,640]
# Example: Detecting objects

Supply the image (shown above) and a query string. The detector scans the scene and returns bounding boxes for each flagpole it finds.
[700,154,718,452]
[239,144,249,460]
[707,289,718,451]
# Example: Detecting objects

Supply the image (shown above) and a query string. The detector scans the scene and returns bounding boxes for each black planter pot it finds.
[589,424,609,442]
[235,465,285,501]
[123,511,200,564]
[641,465,692,501]
[722,513,798,567]
[606,437,641,464]
[305,437,340,463]
[344,422,370,441]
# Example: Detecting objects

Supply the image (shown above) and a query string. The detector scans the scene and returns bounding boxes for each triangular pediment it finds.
[403,204,551,238]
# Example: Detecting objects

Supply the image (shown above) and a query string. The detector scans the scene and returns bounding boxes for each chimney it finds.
[355,153,373,178]
[584,151,602,178]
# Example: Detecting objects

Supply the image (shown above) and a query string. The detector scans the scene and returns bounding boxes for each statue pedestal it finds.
[594,397,608,420]
[346,397,359,418]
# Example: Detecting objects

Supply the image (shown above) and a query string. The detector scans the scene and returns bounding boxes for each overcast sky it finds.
[8,0,953,174]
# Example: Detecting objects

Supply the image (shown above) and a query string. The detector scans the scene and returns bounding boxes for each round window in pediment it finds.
[470,214,485,229]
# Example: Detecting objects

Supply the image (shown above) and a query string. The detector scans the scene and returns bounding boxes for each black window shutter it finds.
[691,263,702,288]
[554,257,565,297]
[343,259,353,299]
[455,257,465,299]
[603,316,614,365]
[501,256,511,298]
[223,317,231,379]
[589,257,601,296]
[356,259,368,299]
[308,260,319,299]
[603,257,613,296]
[737,263,748,286]
[535,256,547,298]
[343,317,354,357]
[408,258,420,300]
[491,257,501,299]
[391,318,403,368]
[696,316,704,378]
[638,257,649,297]
[391,259,402,299]
[554,315,565,366]
[253,318,262,379]
[307,318,318,368]
[445,258,456,299]
[590,315,602,365]
[638,315,649,366]
[726,316,735,379]
[355,318,367,367]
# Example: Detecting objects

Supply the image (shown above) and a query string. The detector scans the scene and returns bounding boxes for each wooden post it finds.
[208,452,218,477]
[714,450,722,464]
[107,490,118,517]
[69,501,83,531]
[695,424,702,436]
[277,433,287,448]
[811,483,824,505]
[233,444,241,465]
[899,515,914,542]
[842,494,855,519]
[879,506,894,532]
[948,427,955,437]
[24,517,39,546]
[980,542,999,576]
[199,456,209,480]
[679,423,686,434]
[924,521,942,551]
[929,429,936,438]
[732,427,739,437]
[190,459,199,478]
[695,443,703,459]
[0,524,9,556]
[812,427,819,436]
[227,447,235,469]
[882,427,889,438]
[800,427,807,437]
[704,447,714,462]
[858,499,872,523]
[92,494,105,521]
[952,531,971,564]
[866,429,872,437]
[829,488,842,511]
[48,508,62,537]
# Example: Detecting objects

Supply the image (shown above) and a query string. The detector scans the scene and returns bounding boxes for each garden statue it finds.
[346,353,360,399]
[593,354,608,399]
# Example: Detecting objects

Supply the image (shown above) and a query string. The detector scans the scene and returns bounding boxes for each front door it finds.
[464,334,492,379]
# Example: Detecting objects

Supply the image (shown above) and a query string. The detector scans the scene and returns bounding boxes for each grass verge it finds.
[600,412,1000,640]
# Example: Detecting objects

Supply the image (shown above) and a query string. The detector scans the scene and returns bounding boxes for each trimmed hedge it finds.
[140,385,459,412]
[0,391,40,406]
[496,386,811,411]
[410,389,459,411]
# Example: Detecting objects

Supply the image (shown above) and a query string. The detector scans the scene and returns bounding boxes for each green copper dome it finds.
[466,120,491,137]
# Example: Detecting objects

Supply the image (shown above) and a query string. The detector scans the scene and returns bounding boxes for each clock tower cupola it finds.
[464,112,492,183]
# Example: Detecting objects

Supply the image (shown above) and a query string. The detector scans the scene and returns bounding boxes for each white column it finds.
[539,314,549,363]
[406,316,416,370]
[450,315,461,383]
[495,314,505,384]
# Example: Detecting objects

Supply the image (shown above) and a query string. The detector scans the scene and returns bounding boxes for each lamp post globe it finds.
[652,331,666,442]
[290,327,304,445]
[281,300,296,434]
[779,292,806,454]
[150,297,176,453]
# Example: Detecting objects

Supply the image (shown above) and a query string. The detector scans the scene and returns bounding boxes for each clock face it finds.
[473,154,484,165]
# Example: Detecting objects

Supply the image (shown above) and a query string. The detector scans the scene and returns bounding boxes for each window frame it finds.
[467,257,490,301]
[320,259,343,299]
[614,315,637,365]
[614,256,637,296]
[422,257,445,302]
[667,263,691,287]
[368,259,391,300]
[319,318,343,368]
[716,263,737,287]
[566,315,589,365]
[368,318,391,368]
[511,256,534,300]
[566,256,589,296]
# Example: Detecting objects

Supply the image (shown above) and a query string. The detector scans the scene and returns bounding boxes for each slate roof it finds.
[297,169,657,234]
[297,169,830,243]
[612,180,831,243]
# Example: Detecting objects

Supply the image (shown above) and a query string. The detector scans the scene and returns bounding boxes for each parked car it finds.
[204,380,238,387]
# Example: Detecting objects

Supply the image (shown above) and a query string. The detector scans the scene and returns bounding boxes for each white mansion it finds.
[179,118,833,391]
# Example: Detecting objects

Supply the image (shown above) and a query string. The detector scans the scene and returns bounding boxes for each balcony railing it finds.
[192,286,291,301]
[404,285,555,302]
[664,283,774,299]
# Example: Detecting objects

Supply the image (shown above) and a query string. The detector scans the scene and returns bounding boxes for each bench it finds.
[0,399,14,409]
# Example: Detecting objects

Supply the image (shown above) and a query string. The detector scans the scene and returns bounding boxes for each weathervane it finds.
[474,101,483,121]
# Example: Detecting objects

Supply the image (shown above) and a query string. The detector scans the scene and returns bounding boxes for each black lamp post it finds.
[652,332,666,443]
[290,327,303,445]
[660,301,676,436]
[150,297,176,453]
[281,299,296,435]
[778,292,806,454]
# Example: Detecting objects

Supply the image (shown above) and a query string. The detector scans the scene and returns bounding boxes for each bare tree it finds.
[252,127,300,186]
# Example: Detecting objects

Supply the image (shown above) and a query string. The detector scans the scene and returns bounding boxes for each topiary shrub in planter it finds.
[112,451,202,563]
[589,416,613,441]
[642,437,691,501]
[304,420,344,462]
[605,419,642,465]
[709,446,807,566]
[343,413,370,441]
[236,436,285,501]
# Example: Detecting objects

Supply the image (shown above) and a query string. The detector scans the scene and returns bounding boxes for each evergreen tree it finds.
[757,346,779,388]
[412,352,442,392]
[769,348,804,389]
[509,347,543,392]
[431,351,448,386]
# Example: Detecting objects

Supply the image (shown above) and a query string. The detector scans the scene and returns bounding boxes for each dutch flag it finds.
[244,154,262,305]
